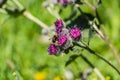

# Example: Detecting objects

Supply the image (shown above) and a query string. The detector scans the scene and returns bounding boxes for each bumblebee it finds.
[52,35,58,43]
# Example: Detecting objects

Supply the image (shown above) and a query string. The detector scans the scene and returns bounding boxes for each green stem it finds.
[77,4,120,67]
[80,54,105,80]
[75,42,120,75]
[11,0,49,30]
[80,54,94,68]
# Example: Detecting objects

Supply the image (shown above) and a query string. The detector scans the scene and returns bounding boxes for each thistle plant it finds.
[44,0,120,77]
[47,19,120,75]
[0,0,120,79]
[48,19,73,55]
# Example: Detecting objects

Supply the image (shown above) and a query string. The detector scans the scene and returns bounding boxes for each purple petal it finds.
[57,34,67,46]
[55,19,63,28]
[69,27,81,39]
[48,44,57,55]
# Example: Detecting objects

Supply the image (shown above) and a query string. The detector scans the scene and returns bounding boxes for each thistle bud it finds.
[57,34,67,46]
[54,19,63,34]
[69,27,81,39]
[48,44,57,55]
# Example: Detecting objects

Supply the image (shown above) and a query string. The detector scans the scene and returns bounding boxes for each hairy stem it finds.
[92,22,120,66]
[12,0,49,30]
[75,42,120,75]
[23,10,49,30]
[46,7,60,19]
[12,0,24,10]
[80,54,105,80]
[77,5,120,67]
[83,0,96,12]
[80,54,94,68]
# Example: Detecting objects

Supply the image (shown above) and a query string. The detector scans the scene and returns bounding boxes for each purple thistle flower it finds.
[57,34,67,46]
[57,0,69,5]
[55,19,63,28]
[63,0,69,4]
[69,27,81,39]
[48,44,57,55]
[57,0,63,4]
[54,19,63,34]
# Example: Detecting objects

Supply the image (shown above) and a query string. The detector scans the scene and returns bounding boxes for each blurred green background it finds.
[0,0,120,80]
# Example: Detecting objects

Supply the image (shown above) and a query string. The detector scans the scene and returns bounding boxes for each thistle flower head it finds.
[48,44,57,55]
[48,20,79,56]
[55,19,63,28]
[69,27,81,39]
[57,0,69,5]
[63,0,69,4]
[57,34,67,46]
[54,19,63,34]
